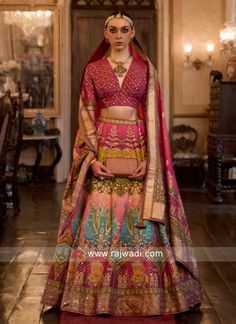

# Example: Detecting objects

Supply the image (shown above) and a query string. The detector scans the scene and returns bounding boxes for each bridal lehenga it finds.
[41,38,202,316]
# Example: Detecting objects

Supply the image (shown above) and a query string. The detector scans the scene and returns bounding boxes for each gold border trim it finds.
[98,116,144,125]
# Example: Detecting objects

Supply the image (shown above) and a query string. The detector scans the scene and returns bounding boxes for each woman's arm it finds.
[86,105,114,179]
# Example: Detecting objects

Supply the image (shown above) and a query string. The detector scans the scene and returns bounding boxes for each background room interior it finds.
[0,0,235,190]
[0,0,236,323]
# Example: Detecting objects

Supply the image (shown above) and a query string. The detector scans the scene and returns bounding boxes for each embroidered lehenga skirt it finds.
[42,116,201,315]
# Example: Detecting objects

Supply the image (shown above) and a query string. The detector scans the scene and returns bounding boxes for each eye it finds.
[109,27,116,33]
[122,27,129,33]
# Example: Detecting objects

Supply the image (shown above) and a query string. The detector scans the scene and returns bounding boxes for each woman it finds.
[42,10,202,315]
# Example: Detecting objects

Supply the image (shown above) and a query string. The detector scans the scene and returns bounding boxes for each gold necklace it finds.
[109,55,131,77]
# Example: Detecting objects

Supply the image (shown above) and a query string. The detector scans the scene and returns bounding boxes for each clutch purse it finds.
[104,157,138,177]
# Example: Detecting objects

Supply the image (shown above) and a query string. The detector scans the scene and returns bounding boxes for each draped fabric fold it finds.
[142,59,199,279]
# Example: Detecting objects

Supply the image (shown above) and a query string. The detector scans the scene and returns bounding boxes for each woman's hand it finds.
[128,160,147,180]
[91,161,114,179]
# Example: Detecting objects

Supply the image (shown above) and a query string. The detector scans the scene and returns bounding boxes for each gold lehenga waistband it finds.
[98,116,144,125]
[99,106,138,120]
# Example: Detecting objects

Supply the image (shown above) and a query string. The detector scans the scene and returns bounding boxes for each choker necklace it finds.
[109,55,132,77]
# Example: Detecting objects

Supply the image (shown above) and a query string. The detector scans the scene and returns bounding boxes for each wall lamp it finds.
[183,43,215,70]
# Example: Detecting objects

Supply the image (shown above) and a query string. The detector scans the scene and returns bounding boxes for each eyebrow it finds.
[108,25,130,28]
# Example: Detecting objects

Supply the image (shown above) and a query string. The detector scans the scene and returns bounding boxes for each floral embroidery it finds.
[82,203,117,249]
[88,261,104,285]
[131,262,148,284]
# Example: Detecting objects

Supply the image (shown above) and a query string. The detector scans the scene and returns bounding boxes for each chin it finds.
[113,44,127,51]
[114,44,124,48]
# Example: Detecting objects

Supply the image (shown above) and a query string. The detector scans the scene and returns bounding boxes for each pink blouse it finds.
[81,58,148,110]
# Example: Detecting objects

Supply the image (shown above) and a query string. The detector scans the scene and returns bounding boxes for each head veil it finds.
[59,30,201,282]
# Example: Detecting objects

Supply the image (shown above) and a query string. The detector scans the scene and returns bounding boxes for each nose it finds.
[116,30,122,39]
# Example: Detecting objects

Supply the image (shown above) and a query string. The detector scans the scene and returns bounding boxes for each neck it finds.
[110,48,130,61]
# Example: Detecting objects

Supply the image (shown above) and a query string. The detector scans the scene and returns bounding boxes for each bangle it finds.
[90,159,97,166]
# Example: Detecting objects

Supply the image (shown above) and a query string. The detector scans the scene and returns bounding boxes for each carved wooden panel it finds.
[72,0,155,9]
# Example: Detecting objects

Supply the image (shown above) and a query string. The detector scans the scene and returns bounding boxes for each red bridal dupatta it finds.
[45,39,201,306]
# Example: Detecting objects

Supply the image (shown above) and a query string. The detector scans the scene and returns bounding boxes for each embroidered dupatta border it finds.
[59,97,98,234]
[142,59,165,223]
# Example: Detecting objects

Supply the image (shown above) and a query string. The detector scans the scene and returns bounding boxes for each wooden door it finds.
[71,3,157,159]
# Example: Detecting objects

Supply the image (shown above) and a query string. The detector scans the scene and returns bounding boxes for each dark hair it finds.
[104,9,134,29]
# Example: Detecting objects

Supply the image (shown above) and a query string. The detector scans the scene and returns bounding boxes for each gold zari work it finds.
[87,176,143,196]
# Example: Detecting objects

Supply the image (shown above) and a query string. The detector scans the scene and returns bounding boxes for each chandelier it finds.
[220,21,236,57]
[4,10,52,37]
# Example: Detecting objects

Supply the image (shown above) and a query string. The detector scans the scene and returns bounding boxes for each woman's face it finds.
[104,17,135,51]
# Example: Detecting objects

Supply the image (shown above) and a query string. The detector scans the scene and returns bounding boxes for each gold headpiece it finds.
[104,13,134,28]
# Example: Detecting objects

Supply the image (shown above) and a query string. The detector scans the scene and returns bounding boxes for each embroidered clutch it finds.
[104,157,138,177]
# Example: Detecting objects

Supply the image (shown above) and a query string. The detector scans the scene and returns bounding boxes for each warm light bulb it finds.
[206,43,215,53]
[183,43,193,54]
[36,10,42,17]
[220,23,236,42]
[25,12,31,18]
